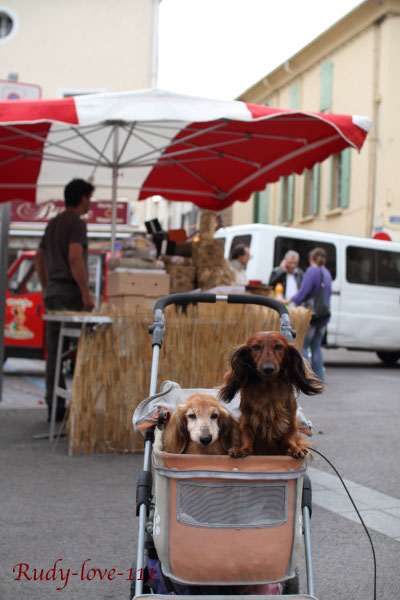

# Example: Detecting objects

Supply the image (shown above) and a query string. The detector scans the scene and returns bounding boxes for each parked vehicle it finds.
[215,224,400,364]
[4,250,109,362]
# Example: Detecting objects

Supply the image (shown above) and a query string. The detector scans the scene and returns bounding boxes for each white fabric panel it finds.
[352,115,372,132]
[74,88,252,125]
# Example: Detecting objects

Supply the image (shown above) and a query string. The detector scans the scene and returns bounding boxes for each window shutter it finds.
[258,186,269,223]
[329,157,334,210]
[312,164,320,215]
[290,82,299,110]
[279,181,284,223]
[302,173,308,217]
[320,61,333,112]
[253,192,260,223]
[288,176,295,221]
[340,149,351,208]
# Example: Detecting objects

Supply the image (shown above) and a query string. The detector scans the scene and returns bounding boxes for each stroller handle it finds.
[149,293,295,346]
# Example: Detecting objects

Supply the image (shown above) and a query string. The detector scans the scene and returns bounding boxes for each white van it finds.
[214,224,400,364]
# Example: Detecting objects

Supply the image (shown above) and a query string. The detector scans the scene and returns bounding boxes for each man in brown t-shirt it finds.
[35,179,95,421]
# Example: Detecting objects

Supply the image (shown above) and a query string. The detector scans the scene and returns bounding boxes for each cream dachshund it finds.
[162,393,239,455]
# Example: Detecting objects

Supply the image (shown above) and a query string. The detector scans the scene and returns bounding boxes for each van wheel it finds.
[376,351,400,365]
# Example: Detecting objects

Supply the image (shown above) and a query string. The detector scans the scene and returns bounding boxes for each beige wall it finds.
[1,0,154,98]
[235,0,400,243]
[375,15,400,238]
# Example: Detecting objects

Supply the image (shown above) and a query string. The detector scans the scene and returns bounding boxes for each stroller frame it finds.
[134,293,316,599]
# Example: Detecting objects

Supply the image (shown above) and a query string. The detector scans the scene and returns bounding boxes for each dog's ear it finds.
[283,345,325,395]
[219,345,256,403]
[218,409,238,452]
[162,407,188,454]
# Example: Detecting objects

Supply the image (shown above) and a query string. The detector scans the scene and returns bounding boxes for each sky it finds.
[158,0,363,101]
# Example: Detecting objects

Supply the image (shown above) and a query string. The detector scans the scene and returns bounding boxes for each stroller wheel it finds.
[282,568,300,594]
[129,566,153,599]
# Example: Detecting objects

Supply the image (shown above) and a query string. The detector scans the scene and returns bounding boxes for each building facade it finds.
[225,0,400,243]
[0,0,158,232]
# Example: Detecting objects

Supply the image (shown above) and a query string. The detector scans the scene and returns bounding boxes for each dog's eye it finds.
[210,413,218,420]
[187,413,196,420]
[251,344,261,351]
[275,344,284,351]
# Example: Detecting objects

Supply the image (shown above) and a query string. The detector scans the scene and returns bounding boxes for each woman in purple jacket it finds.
[286,247,332,381]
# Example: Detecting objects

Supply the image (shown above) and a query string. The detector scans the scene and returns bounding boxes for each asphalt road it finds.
[1,349,399,600]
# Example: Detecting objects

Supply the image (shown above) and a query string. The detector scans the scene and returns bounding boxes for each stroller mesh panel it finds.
[176,480,288,529]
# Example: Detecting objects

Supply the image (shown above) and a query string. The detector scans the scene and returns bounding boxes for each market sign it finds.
[11,200,130,225]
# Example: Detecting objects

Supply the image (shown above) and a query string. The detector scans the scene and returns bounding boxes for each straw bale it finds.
[65,303,311,455]
[197,264,234,289]
[191,239,225,267]
[166,265,196,293]
[199,211,217,241]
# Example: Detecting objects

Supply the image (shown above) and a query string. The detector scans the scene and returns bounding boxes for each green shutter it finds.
[258,186,269,223]
[312,164,320,215]
[320,61,333,112]
[279,180,285,223]
[290,82,299,110]
[253,192,260,222]
[329,157,334,210]
[288,176,295,221]
[302,172,308,217]
[340,149,351,208]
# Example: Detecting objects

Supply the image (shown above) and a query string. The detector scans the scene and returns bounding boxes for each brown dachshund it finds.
[219,331,324,458]
[162,393,239,455]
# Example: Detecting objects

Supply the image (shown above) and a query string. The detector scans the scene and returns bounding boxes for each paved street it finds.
[1,349,399,600]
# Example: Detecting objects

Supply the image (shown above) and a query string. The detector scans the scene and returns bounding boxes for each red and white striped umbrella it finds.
[0,88,371,212]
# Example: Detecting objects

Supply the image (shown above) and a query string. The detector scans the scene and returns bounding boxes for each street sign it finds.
[373,231,392,241]
[0,79,41,100]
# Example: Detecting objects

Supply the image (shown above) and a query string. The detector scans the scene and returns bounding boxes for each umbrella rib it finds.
[225,134,341,199]
[0,140,108,167]
[2,125,112,166]
[117,122,137,163]
[120,121,228,167]
[72,126,114,167]
[124,134,252,168]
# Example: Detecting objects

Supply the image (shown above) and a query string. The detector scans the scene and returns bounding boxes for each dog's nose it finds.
[200,434,212,446]
[263,364,275,376]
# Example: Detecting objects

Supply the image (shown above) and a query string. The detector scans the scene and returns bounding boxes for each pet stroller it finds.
[133,293,316,600]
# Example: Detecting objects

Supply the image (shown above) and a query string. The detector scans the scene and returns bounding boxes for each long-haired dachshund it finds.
[162,393,239,455]
[219,331,324,458]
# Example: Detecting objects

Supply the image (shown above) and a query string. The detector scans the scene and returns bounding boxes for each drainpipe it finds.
[367,17,384,237]
[146,0,161,221]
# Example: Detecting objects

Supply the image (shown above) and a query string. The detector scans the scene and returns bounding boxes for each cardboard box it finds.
[107,271,170,297]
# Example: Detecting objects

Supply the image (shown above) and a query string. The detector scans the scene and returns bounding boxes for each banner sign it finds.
[11,200,130,225]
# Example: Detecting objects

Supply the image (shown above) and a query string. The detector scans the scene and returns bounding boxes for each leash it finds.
[308,447,377,600]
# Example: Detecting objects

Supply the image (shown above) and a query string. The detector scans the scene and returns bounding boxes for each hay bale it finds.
[197,265,234,289]
[192,239,225,267]
[166,265,196,293]
[66,303,311,455]
[200,211,217,241]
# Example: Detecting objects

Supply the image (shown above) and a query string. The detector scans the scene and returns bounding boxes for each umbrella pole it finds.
[111,125,119,260]
[0,202,11,401]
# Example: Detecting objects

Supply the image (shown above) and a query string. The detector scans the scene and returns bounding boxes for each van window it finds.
[347,246,400,288]
[274,237,336,280]
[230,235,252,258]
[346,246,374,285]
[377,249,400,287]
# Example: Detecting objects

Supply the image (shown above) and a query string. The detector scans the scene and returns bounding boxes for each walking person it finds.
[284,247,332,381]
[268,250,304,298]
[34,178,95,421]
